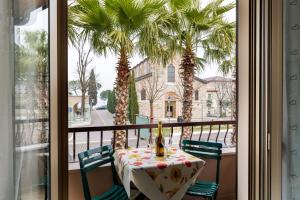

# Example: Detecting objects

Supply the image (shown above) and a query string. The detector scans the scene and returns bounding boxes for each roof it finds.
[203,76,234,82]
[193,76,208,84]
[130,58,149,70]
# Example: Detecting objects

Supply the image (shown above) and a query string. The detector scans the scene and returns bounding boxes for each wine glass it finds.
[165,135,172,158]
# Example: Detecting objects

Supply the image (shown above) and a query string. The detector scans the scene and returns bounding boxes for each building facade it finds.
[131,56,235,122]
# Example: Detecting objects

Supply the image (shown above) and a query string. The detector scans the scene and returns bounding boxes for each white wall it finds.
[0,0,14,199]
[238,0,249,199]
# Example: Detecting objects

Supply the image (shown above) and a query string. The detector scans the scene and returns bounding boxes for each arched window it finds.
[195,90,199,101]
[141,88,146,100]
[167,64,175,82]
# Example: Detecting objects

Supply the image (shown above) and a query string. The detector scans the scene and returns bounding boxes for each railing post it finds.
[125,129,129,148]
[73,132,76,161]
[207,124,212,141]
[198,125,203,141]
[136,129,140,148]
[179,125,184,148]
[224,123,230,145]
[87,131,90,150]
[215,124,221,142]
[113,130,116,150]
[100,131,103,149]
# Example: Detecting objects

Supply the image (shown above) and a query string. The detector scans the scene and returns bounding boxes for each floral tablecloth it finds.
[114,147,205,200]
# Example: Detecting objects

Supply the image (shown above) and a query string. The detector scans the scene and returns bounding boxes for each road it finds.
[93,110,114,126]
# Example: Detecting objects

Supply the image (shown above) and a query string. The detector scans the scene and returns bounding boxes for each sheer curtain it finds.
[283,0,300,199]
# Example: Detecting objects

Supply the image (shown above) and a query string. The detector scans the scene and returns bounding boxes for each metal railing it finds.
[68,120,236,163]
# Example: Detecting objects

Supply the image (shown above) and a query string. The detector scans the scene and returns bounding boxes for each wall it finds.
[135,56,208,121]
[0,0,14,199]
[68,153,236,200]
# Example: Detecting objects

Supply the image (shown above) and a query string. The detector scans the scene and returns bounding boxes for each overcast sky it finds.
[19,0,236,94]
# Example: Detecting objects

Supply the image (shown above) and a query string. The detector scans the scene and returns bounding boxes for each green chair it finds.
[182,140,222,200]
[78,145,128,200]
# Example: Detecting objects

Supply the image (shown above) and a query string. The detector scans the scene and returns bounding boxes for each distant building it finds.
[131,56,235,121]
[68,96,91,127]
[204,76,235,118]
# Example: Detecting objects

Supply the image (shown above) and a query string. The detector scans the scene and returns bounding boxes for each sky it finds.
[20,0,236,95]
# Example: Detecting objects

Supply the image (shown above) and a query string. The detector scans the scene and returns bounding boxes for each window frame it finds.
[195,90,199,101]
[51,0,263,199]
[167,64,175,83]
[141,88,146,101]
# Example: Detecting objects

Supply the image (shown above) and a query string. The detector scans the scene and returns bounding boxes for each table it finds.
[114,147,206,200]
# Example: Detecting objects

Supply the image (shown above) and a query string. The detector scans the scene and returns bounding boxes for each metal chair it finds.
[182,140,222,200]
[78,145,128,200]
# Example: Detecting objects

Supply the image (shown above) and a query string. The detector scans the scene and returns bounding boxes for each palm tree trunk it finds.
[180,48,195,140]
[114,48,130,148]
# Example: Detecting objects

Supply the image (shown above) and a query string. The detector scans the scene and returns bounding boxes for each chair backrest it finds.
[78,145,118,200]
[182,140,223,184]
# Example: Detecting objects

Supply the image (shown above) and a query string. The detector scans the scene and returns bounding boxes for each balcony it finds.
[15,119,236,199]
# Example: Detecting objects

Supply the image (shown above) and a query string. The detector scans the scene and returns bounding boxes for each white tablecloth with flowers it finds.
[114,147,206,200]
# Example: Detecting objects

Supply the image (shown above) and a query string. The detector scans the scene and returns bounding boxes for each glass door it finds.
[283,0,300,199]
[13,0,50,199]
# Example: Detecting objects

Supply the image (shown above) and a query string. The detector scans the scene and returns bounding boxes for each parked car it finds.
[95,105,107,110]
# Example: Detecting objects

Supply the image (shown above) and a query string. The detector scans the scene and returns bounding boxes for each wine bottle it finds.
[156,121,165,157]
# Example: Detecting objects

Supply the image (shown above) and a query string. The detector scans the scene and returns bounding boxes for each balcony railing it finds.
[14,118,236,163]
[68,120,236,163]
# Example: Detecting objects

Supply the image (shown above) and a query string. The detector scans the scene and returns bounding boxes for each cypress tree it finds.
[128,73,139,124]
[88,69,98,106]
[111,89,116,113]
[107,91,112,113]
[107,89,116,114]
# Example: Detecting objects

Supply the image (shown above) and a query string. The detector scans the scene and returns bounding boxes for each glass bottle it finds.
[156,121,165,157]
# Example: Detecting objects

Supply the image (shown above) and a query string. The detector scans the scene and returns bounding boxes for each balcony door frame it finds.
[246,0,283,199]
[50,0,68,199]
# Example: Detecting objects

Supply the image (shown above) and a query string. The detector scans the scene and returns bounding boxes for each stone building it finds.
[131,56,235,122]
[131,56,234,121]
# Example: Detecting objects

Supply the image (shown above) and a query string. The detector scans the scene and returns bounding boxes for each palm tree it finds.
[69,0,169,148]
[165,0,236,139]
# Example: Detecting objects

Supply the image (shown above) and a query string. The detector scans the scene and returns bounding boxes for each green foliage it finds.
[15,31,49,116]
[100,90,111,100]
[69,0,171,57]
[107,90,116,114]
[16,31,48,78]
[140,0,236,73]
[68,80,81,95]
[88,69,99,106]
[128,73,139,124]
